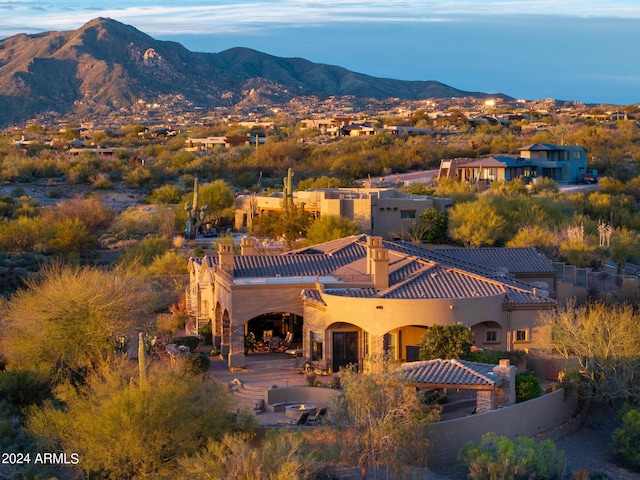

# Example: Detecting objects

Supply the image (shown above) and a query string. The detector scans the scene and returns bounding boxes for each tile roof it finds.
[434,247,556,274]
[400,359,500,388]
[197,235,555,306]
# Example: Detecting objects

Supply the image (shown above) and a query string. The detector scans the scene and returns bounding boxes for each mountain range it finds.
[0,18,505,127]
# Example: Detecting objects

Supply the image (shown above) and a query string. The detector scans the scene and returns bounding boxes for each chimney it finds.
[493,359,517,407]
[371,247,389,290]
[366,236,384,274]
[240,236,255,256]
[217,243,234,275]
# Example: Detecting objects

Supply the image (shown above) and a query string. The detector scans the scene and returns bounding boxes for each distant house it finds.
[184,135,265,151]
[234,187,452,240]
[438,143,587,185]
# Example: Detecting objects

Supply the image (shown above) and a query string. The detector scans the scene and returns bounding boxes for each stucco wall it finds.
[425,388,579,466]
[316,291,506,337]
[264,386,341,410]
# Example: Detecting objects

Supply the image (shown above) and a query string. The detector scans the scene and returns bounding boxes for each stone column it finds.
[228,323,246,369]
[493,359,517,407]
[476,390,495,414]
[362,333,385,372]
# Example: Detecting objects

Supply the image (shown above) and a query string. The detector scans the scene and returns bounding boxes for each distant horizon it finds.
[2,1,640,105]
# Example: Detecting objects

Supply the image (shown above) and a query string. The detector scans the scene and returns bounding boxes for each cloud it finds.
[3,0,640,38]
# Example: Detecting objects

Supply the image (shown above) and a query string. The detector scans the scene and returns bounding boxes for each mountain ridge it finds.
[0,17,508,126]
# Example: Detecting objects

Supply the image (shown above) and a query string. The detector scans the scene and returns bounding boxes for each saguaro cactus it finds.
[138,332,148,386]
[185,177,208,239]
[283,167,294,206]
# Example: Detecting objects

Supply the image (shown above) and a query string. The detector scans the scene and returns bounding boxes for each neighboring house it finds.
[234,187,453,240]
[187,235,556,371]
[184,135,265,151]
[438,143,588,185]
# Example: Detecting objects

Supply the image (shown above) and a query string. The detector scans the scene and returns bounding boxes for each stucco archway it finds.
[325,322,363,373]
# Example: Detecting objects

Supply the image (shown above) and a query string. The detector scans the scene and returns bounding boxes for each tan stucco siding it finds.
[311,291,506,336]
[227,283,312,324]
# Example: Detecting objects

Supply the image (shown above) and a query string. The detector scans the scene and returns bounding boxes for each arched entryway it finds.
[383,325,429,362]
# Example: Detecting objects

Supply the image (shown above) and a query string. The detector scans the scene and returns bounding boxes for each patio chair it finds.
[306,407,327,425]
[278,411,310,426]
[277,331,294,352]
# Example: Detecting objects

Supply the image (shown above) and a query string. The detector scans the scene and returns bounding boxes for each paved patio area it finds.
[204,350,338,426]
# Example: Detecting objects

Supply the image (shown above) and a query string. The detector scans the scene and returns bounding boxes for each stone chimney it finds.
[366,236,384,274]
[493,359,517,407]
[371,247,390,290]
[217,243,234,275]
[240,236,255,256]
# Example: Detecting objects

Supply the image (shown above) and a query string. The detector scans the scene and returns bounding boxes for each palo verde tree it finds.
[334,356,435,479]
[0,264,144,383]
[305,214,361,245]
[448,198,506,247]
[539,300,640,404]
[26,361,248,479]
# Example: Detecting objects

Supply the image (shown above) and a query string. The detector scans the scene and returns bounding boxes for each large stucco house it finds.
[187,235,557,371]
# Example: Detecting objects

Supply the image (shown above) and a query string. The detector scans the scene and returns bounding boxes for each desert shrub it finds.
[113,205,160,239]
[177,430,322,480]
[612,408,640,471]
[183,352,210,376]
[117,236,170,268]
[0,216,42,252]
[516,371,542,403]
[156,312,188,335]
[459,432,565,479]
[465,349,525,366]
[0,370,51,412]
[199,320,213,345]
[170,336,200,352]
[45,217,98,257]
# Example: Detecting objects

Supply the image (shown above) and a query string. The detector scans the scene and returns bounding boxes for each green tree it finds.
[419,324,474,360]
[334,356,433,479]
[0,265,143,382]
[448,199,506,247]
[251,203,312,250]
[610,227,640,273]
[306,215,361,245]
[148,184,183,204]
[199,179,235,226]
[408,208,448,244]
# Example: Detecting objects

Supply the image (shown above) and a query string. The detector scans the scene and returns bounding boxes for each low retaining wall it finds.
[264,386,341,412]
[426,388,579,466]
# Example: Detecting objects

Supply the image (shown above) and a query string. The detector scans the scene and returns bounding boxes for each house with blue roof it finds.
[438,143,588,186]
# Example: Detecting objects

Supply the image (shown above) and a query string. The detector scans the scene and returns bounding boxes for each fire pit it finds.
[285,404,317,418]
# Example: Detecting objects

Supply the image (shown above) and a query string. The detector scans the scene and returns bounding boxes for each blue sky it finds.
[2,1,640,104]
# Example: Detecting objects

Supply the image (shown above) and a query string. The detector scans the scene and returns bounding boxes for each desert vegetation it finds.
[3,108,640,478]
